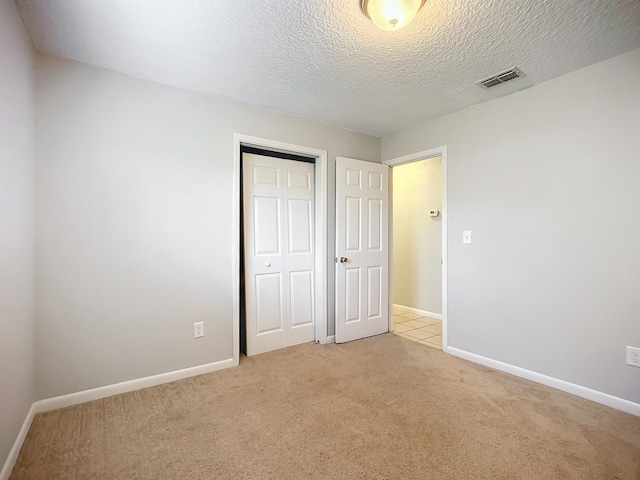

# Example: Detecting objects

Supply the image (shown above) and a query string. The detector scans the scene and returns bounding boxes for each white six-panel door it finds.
[335,157,389,343]
[243,153,315,356]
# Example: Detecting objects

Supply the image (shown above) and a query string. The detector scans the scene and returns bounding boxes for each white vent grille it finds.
[477,67,524,89]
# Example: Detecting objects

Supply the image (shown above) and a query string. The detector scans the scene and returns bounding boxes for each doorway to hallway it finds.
[388,155,443,349]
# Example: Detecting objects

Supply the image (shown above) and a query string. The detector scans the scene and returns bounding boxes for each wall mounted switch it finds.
[463,230,472,244]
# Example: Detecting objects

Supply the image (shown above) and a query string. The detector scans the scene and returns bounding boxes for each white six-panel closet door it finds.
[243,153,315,355]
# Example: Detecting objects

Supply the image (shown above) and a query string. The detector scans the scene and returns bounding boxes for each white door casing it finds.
[335,157,389,343]
[243,153,315,355]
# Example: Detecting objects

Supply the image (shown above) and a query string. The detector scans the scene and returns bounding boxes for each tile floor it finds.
[392,307,442,349]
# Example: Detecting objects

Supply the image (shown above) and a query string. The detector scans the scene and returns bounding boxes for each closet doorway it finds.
[241,147,315,355]
[233,135,328,364]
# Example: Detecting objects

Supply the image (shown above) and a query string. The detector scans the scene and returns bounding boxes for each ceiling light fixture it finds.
[361,0,426,31]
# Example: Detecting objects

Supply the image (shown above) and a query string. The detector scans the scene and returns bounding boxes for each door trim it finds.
[383,146,448,352]
[233,134,328,365]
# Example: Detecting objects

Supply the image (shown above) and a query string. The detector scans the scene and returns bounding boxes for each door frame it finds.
[383,146,448,352]
[232,134,328,365]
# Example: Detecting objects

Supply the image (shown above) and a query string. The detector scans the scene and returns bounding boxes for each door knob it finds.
[266,262,271,267]
[340,257,348,263]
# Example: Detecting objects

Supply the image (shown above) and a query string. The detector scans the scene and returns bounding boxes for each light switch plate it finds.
[463,231,472,244]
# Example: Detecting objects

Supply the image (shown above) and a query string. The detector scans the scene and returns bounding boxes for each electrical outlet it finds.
[193,322,204,338]
[627,346,640,367]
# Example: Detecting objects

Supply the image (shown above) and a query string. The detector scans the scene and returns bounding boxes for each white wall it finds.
[0,0,35,468]
[35,55,380,399]
[393,157,442,314]
[383,49,640,404]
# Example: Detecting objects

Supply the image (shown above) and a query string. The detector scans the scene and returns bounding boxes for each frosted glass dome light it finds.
[361,0,426,31]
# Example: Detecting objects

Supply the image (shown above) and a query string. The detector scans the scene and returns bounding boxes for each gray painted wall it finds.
[392,157,442,314]
[383,49,640,404]
[35,55,380,399]
[0,0,35,468]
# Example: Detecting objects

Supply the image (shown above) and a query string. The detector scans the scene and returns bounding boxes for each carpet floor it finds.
[10,334,640,479]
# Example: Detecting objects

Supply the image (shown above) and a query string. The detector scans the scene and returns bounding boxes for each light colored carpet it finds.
[10,334,640,479]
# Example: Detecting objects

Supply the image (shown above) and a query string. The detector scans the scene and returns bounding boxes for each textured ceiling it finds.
[16,0,640,136]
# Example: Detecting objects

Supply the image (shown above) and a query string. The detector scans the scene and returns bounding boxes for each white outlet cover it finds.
[194,322,204,338]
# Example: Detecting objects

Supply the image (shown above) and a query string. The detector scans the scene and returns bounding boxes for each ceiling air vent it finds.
[477,67,524,89]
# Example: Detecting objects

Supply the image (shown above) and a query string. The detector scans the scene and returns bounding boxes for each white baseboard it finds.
[0,403,37,480]
[35,358,234,413]
[326,335,335,343]
[447,347,640,417]
[394,304,442,320]
[0,358,235,480]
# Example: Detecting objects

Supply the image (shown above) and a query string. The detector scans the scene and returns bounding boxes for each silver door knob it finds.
[266,262,271,267]
[340,257,348,263]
